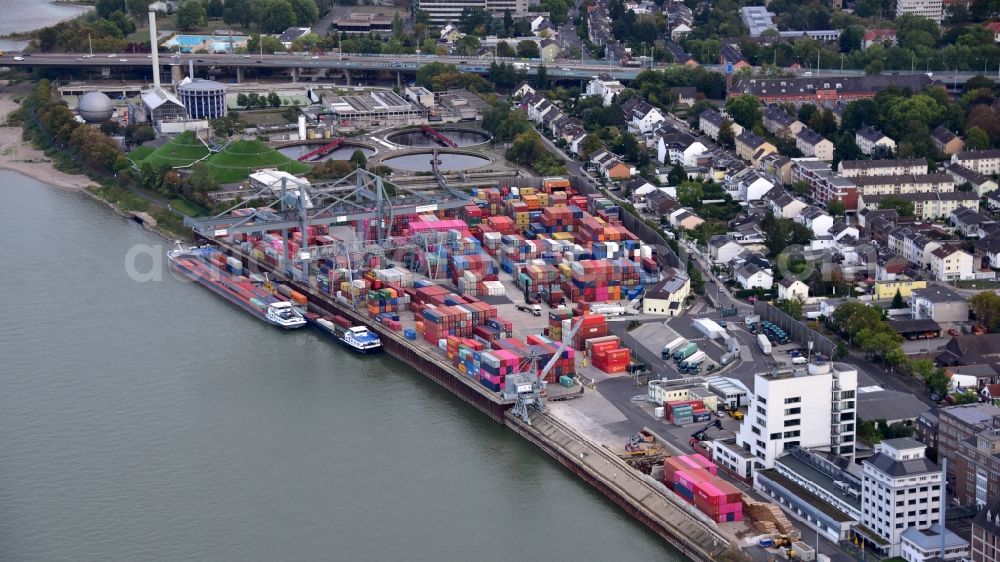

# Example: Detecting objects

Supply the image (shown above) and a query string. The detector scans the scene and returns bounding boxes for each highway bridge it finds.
[2,51,990,85]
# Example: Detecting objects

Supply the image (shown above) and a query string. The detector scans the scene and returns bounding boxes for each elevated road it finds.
[3,51,992,84]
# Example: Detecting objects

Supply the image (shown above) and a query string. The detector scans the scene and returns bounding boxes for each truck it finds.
[679,351,707,372]
[757,333,772,354]
[693,317,727,340]
[516,304,542,316]
[672,342,698,362]
[589,303,628,316]
[661,337,686,359]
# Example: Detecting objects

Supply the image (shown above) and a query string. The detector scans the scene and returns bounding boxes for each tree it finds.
[677,180,705,207]
[224,0,255,28]
[892,289,904,309]
[718,121,735,148]
[827,200,845,217]
[175,0,207,31]
[970,291,1000,332]
[535,64,548,89]
[350,149,367,169]
[207,0,224,18]
[496,41,515,57]
[761,213,814,258]
[125,0,148,18]
[724,94,762,129]
[517,40,539,59]
[96,0,125,19]
[237,93,249,108]
[877,196,915,217]
[668,163,687,186]
[840,25,865,53]
[791,180,811,198]
[777,298,804,320]
[966,127,991,150]
[248,34,286,54]
[290,0,319,25]
[267,92,281,108]
[258,0,298,33]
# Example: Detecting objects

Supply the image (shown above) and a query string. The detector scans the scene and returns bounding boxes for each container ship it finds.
[168,246,306,329]
[304,312,382,353]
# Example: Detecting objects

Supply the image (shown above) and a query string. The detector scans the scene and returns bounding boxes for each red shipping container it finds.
[674,468,714,491]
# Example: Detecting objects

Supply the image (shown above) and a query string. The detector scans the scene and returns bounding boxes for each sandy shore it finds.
[0,86,95,190]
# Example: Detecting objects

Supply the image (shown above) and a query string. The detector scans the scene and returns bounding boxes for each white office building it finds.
[736,362,858,471]
[413,0,528,25]
[860,438,943,557]
[895,0,942,23]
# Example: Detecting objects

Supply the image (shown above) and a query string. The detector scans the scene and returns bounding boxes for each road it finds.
[4,51,992,84]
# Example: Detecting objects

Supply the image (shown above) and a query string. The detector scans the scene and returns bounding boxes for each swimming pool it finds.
[164,34,248,52]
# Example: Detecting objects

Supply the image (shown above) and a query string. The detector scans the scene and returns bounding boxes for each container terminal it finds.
[180,170,751,561]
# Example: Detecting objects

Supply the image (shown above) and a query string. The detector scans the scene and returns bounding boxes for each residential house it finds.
[910,286,970,322]
[645,189,680,216]
[858,192,981,221]
[851,173,955,197]
[664,41,697,66]
[737,172,774,202]
[762,106,804,138]
[977,235,1000,268]
[947,163,998,197]
[641,268,690,316]
[440,24,462,42]
[539,39,560,61]
[569,132,590,156]
[622,97,666,135]
[862,29,897,50]
[585,74,625,106]
[930,244,974,281]
[839,158,928,177]
[796,127,834,161]
[735,263,773,289]
[669,24,692,42]
[796,205,833,237]
[735,131,776,163]
[531,15,554,34]
[828,221,860,242]
[669,207,705,230]
[590,149,633,180]
[758,154,794,186]
[953,149,1000,175]
[933,125,965,156]
[718,43,750,69]
[699,109,740,141]
[707,235,745,264]
[673,87,698,107]
[855,125,896,155]
[770,192,808,219]
[990,189,1000,211]
[511,81,536,99]
[953,207,997,238]
[777,277,809,301]
[987,21,1000,42]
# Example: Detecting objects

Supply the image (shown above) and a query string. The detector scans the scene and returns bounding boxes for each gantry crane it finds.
[503,316,585,425]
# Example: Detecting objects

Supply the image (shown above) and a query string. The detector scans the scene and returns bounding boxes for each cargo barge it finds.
[168,245,306,329]
[304,312,382,353]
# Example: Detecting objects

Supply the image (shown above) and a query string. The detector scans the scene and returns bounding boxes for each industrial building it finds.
[178,79,228,120]
[326,91,426,127]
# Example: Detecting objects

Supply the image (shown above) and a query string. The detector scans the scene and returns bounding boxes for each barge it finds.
[305,312,382,353]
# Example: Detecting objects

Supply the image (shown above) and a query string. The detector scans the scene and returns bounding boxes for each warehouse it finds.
[327,91,427,127]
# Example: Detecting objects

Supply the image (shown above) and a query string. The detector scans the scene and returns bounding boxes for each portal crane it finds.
[503,315,585,425]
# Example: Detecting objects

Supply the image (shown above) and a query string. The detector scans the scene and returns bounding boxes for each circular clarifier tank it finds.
[386,128,491,147]
[381,151,491,172]
[276,143,376,162]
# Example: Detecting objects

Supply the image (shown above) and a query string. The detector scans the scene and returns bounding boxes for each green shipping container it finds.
[559,375,575,388]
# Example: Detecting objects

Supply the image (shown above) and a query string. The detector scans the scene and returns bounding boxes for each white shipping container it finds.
[654,407,665,418]
[641,245,653,258]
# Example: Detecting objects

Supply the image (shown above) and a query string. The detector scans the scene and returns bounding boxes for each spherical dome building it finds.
[78,91,114,123]
[177,79,227,120]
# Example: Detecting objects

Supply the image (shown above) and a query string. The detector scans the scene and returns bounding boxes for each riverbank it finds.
[0,88,95,191]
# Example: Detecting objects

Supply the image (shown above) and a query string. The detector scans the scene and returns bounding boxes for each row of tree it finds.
[236,91,282,109]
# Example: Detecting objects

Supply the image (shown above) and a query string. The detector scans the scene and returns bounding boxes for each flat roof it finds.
[756,469,857,522]
[777,454,861,511]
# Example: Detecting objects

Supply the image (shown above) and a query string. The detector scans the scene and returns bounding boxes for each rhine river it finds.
[0,171,683,561]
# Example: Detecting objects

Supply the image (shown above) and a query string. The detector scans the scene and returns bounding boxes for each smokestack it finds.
[148,10,160,89]
[189,59,194,79]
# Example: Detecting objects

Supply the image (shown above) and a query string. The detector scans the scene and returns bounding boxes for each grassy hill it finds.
[204,140,312,184]
[132,134,311,184]
[138,131,210,169]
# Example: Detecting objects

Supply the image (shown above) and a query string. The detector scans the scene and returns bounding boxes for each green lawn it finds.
[128,145,155,161]
[204,140,311,184]
[168,197,210,217]
[139,131,210,169]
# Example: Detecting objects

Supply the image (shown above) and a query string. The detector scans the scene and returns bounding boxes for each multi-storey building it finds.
[953,150,1000,176]
[856,125,897,155]
[851,173,953,196]
[414,0,528,24]
[840,158,929,177]
[860,438,942,557]
[938,404,1000,478]
[972,494,1000,562]
[796,127,834,161]
[736,362,857,471]
[763,105,805,138]
[857,192,980,221]
[954,417,1000,507]
[896,0,943,23]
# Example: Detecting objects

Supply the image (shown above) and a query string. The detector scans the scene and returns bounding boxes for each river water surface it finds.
[0,171,683,561]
